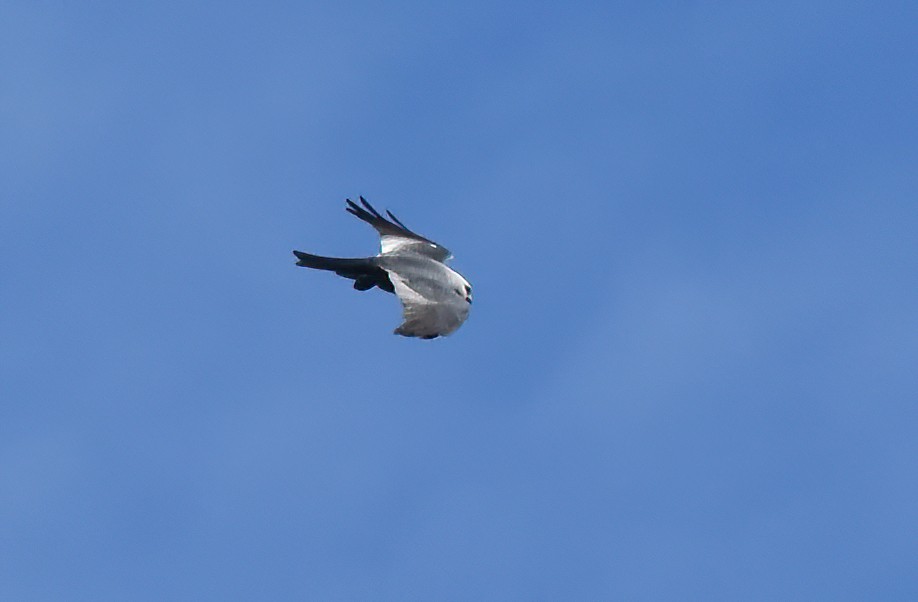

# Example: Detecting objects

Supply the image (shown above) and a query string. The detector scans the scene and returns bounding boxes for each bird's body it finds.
[293,198,472,339]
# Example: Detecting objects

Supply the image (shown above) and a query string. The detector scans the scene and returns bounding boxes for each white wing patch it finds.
[380,235,422,255]
[379,236,450,262]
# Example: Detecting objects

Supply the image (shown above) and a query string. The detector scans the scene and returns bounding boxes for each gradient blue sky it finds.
[2,2,917,600]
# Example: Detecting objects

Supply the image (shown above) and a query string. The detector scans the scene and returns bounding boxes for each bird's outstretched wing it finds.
[386,271,469,339]
[346,197,452,261]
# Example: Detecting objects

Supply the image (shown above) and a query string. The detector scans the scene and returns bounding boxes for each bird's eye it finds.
[464,285,471,294]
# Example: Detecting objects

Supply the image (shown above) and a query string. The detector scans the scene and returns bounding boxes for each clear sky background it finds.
[2,2,917,600]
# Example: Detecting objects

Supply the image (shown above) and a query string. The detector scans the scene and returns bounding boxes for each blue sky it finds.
[2,1,917,599]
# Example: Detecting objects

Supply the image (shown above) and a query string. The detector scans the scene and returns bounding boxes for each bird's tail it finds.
[292,250,395,294]
[292,250,371,272]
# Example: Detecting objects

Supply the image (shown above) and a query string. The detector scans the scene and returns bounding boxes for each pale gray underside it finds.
[376,253,470,338]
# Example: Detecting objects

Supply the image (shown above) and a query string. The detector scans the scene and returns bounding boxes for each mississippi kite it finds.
[293,197,472,339]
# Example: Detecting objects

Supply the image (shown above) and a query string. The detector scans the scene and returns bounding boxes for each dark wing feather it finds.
[344,197,451,261]
[385,209,410,230]
[345,197,429,242]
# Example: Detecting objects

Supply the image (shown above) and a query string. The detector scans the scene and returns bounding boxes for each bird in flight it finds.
[293,197,472,339]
